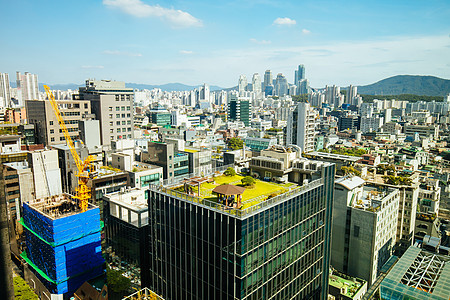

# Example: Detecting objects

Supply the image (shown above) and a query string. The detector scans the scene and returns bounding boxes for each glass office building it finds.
[143,162,335,300]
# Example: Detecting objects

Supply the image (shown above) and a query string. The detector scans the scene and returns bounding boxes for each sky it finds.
[1,0,449,88]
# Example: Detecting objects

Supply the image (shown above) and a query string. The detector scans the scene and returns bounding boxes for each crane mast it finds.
[44,85,94,212]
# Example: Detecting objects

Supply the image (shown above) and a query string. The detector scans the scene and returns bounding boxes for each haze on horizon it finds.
[1,0,449,88]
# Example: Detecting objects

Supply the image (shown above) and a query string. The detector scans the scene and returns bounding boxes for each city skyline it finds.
[0,0,449,87]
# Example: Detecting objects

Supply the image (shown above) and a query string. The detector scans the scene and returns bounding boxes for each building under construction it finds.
[20,193,105,297]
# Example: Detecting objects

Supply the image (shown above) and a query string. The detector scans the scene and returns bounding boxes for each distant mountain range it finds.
[357,75,450,96]
[9,75,449,96]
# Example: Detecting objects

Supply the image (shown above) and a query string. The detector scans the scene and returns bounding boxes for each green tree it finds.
[228,137,244,150]
[341,166,361,176]
[14,276,38,300]
[107,267,131,293]
[241,176,256,187]
[224,167,236,176]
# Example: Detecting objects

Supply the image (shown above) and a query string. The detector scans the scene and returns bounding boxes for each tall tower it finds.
[347,85,357,104]
[297,64,305,81]
[252,73,262,99]
[286,102,317,153]
[238,75,247,97]
[263,70,273,90]
[0,73,11,108]
[275,73,288,96]
[16,72,39,104]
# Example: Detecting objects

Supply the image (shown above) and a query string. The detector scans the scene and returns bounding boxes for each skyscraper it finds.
[295,64,305,84]
[263,70,273,95]
[16,71,39,104]
[346,85,357,104]
[286,102,317,153]
[238,75,248,97]
[275,73,289,96]
[252,73,262,99]
[0,73,11,108]
[143,162,336,299]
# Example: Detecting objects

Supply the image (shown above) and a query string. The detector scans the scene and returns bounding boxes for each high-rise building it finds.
[0,73,11,108]
[26,98,92,146]
[346,85,357,104]
[286,102,317,153]
[295,64,305,84]
[76,80,134,147]
[143,162,336,299]
[264,70,273,94]
[238,75,248,97]
[297,79,310,95]
[199,83,210,103]
[275,73,289,96]
[331,177,399,285]
[252,73,262,99]
[16,72,39,104]
[227,95,251,126]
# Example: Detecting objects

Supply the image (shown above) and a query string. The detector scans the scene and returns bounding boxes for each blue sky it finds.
[1,0,449,88]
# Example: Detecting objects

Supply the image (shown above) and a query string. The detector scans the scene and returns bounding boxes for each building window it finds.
[122,114,126,118]
[127,113,131,117]
[116,114,120,118]
[122,128,126,132]
[127,106,131,111]
[49,121,53,125]
[84,103,88,109]
[121,106,125,111]
[110,121,113,126]
[111,136,114,140]
[127,120,131,125]
[128,127,131,132]
[109,114,113,119]
[354,225,360,237]
[51,137,55,142]
[117,128,121,133]
[128,134,131,138]
[50,129,54,134]
[110,129,114,133]
[60,136,65,141]
[116,107,120,111]
[122,121,126,125]
[116,121,120,125]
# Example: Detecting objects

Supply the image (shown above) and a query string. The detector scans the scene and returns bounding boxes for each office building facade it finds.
[16,71,39,104]
[143,162,335,299]
[76,79,134,147]
[286,102,317,153]
[228,95,251,126]
[0,73,11,108]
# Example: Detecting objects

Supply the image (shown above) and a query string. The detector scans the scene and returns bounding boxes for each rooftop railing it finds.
[149,177,324,218]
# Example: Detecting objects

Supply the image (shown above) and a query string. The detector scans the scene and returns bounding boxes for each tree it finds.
[241,176,256,187]
[228,137,243,150]
[107,267,131,293]
[224,167,236,176]
[341,166,361,176]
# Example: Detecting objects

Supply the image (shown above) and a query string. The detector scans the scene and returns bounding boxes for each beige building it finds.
[26,99,91,146]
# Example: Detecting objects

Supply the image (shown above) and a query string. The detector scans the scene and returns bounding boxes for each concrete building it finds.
[227,95,251,126]
[0,73,11,108]
[128,162,163,190]
[328,270,367,300]
[404,124,439,140]
[76,79,134,147]
[286,102,317,153]
[27,150,62,199]
[78,119,101,149]
[26,98,92,146]
[332,177,400,285]
[16,72,39,104]
[360,116,384,133]
[142,141,189,180]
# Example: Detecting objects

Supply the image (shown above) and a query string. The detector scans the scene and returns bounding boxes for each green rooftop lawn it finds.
[196,174,296,209]
[329,275,362,297]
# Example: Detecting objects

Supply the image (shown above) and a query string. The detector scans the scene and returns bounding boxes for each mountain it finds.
[357,75,450,96]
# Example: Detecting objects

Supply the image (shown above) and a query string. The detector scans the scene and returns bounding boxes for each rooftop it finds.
[152,164,328,218]
[309,151,362,162]
[27,193,97,220]
[329,273,366,298]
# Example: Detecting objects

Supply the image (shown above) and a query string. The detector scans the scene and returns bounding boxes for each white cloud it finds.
[180,50,194,54]
[103,50,143,57]
[273,17,296,26]
[103,0,202,28]
[302,29,311,35]
[81,65,105,69]
[250,38,271,45]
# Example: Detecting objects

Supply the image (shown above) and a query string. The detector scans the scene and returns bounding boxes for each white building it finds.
[0,72,11,108]
[16,71,39,104]
[332,176,400,286]
[286,102,317,153]
[27,150,62,199]
[360,116,384,133]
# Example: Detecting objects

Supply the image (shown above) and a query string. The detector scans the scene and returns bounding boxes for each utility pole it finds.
[0,164,15,299]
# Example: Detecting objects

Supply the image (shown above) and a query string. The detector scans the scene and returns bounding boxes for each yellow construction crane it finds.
[44,85,94,212]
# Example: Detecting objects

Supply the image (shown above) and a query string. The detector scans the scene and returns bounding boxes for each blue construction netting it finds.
[22,202,105,295]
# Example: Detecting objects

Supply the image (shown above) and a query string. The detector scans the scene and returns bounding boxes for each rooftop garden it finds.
[172,170,296,210]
